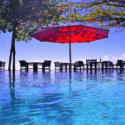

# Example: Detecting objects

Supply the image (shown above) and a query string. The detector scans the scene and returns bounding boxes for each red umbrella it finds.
[31,25,109,73]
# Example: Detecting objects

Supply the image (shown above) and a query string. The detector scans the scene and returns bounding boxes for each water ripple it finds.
[0,70,125,124]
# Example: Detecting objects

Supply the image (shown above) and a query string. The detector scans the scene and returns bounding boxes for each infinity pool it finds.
[0,70,125,125]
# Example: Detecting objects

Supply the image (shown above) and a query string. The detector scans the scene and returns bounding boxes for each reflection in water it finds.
[42,72,51,85]
[0,70,5,83]
[8,71,16,114]
[116,68,125,75]
[9,71,15,88]
[0,70,125,124]
[20,71,29,83]
[102,69,114,74]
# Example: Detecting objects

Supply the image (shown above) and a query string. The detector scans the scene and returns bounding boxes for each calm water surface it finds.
[0,69,125,125]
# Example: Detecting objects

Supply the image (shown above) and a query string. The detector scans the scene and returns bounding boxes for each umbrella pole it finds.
[69,32,72,75]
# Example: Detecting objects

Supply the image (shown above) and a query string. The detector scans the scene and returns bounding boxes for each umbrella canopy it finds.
[31,25,109,43]
[31,25,109,73]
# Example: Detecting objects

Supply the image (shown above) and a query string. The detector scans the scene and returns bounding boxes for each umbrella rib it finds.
[32,25,73,36]
[32,25,79,35]
[80,29,108,37]
[40,30,68,43]
[75,30,106,43]
[83,26,109,31]
[71,26,108,37]
[40,31,57,41]
[56,29,106,36]
[79,33,89,42]
[31,27,59,36]
[79,33,104,42]
[72,30,91,42]
[55,32,69,44]
[76,31,93,42]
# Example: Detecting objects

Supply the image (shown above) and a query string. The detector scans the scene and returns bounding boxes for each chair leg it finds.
[42,67,45,72]
[74,66,76,72]
[86,65,88,73]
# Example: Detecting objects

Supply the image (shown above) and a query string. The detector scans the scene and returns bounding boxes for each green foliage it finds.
[60,0,125,30]
[1,0,125,39]
[0,0,64,42]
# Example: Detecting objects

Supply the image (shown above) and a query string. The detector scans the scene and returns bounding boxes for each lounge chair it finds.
[109,61,114,69]
[114,60,123,69]
[60,63,68,71]
[42,60,51,71]
[120,61,125,69]
[102,61,114,70]
[54,62,61,70]
[74,61,84,71]
[0,61,6,70]
[86,59,97,70]
[19,60,28,70]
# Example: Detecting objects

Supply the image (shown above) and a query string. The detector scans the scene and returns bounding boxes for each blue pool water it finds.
[0,69,125,125]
